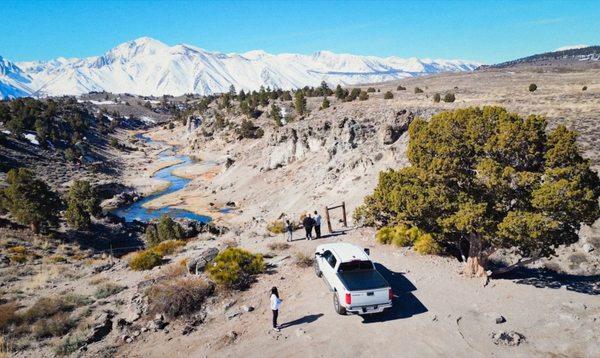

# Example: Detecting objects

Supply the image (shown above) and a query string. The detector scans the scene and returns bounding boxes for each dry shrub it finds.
[0,302,19,331]
[266,220,285,234]
[21,295,88,324]
[31,313,75,338]
[151,240,186,256]
[54,329,89,356]
[7,246,26,254]
[222,239,238,248]
[146,277,214,318]
[129,249,163,271]
[0,336,10,358]
[294,252,314,268]
[162,263,187,279]
[94,282,126,299]
[267,242,290,251]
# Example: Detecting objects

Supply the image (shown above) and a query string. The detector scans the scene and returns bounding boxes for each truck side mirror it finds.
[364,248,371,256]
[315,252,322,257]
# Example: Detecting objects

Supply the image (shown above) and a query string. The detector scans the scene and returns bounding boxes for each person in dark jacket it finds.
[302,214,314,240]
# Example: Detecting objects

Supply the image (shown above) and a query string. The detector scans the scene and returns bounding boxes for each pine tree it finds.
[384,91,394,100]
[359,91,369,101]
[321,96,330,109]
[229,84,237,97]
[294,91,307,115]
[270,104,282,126]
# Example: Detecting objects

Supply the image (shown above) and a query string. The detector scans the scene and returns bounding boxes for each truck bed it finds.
[337,269,389,291]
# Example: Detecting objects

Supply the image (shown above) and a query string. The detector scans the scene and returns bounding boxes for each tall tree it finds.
[2,168,61,233]
[65,180,100,230]
[356,107,600,277]
[294,91,307,116]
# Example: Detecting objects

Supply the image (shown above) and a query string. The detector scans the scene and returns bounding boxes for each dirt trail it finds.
[119,228,600,358]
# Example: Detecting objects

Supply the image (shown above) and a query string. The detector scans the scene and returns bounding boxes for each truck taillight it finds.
[345,293,352,304]
[388,288,393,301]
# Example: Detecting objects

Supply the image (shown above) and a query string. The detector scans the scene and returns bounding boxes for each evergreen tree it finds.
[335,84,345,100]
[294,91,307,115]
[384,91,394,100]
[270,104,282,126]
[228,84,237,97]
[355,107,600,277]
[359,91,369,101]
[2,168,61,233]
[433,93,441,103]
[321,96,330,109]
[65,180,100,230]
[281,91,292,101]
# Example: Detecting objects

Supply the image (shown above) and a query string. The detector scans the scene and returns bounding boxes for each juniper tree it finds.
[1,168,61,233]
[65,180,100,230]
[270,104,282,126]
[321,96,330,109]
[355,107,600,277]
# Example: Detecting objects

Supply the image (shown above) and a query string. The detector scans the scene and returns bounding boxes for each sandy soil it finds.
[118,227,600,358]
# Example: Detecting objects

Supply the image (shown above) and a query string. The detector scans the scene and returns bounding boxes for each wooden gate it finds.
[324,202,347,233]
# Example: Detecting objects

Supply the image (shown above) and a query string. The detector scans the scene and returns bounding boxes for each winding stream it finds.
[112,134,211,223]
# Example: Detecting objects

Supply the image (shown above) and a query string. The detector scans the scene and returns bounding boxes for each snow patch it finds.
[23,132,39,145]
[554,44,589,52]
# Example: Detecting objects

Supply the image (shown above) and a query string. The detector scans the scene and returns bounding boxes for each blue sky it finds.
[1,0,598,64]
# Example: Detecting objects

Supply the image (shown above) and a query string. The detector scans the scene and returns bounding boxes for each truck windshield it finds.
[338,260,373,272]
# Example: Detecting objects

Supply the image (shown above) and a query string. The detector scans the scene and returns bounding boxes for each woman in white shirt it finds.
[270,286,282,331]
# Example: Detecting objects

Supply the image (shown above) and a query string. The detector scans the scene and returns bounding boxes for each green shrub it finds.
[32,313,75,338]
[414,87,424,94]
[582,86,587,91]
[54,330,88,356]
[528,83,537,92]
[321,96,330,109]
[146,215,185,247]
[208,247,265,289]
[384,91,394,99]
[359,91,369,101]
[367,87,376,93]
[413,233,441,255]
[433,93,441,103]
[152,239,186,256]
[146,277,214,318]
[129,249,163,271]
[443,93,455,103]
[376,225,416,247]
[266,220,285,234]
[65,180,100,230]
[397,85,406,91]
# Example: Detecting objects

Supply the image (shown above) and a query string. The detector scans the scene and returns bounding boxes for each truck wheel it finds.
[333,292,347,315]
[314,259,322,278]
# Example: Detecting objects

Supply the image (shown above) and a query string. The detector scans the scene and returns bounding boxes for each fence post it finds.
[342,202,347,227]
[325,206,333,233]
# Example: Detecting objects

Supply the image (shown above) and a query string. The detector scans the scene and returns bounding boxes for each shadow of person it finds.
[279,313,324,329]
[361,263,428,324]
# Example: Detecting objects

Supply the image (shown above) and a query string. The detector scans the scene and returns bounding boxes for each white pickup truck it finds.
[314,243,393,315]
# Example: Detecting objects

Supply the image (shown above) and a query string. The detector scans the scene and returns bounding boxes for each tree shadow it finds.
[494,266,600,295]
[279,313,324,329]
[361,263,428,323]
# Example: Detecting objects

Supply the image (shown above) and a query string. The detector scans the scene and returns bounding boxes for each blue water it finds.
[112,134,212,223]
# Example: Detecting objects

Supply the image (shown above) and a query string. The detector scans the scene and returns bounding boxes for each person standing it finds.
[285,219,293,242]
[302,214,314,240]
[270,287,282,332]
[313,210,322,239]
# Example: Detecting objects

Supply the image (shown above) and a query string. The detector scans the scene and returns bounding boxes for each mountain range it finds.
[0,37,481,99]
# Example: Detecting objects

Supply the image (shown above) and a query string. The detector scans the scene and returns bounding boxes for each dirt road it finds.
[120,228,600,358]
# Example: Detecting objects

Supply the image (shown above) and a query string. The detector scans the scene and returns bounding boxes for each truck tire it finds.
[333,292,347,315]
[314,259,322,278]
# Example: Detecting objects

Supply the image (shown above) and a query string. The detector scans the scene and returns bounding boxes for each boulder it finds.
[187,247,219,274]
[86,312,113,344]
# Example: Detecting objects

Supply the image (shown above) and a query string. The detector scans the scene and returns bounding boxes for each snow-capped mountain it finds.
[0,56,33,99]
[1,37,481,99]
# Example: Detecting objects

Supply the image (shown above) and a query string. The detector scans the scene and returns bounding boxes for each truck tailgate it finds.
[349,287,390,307]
